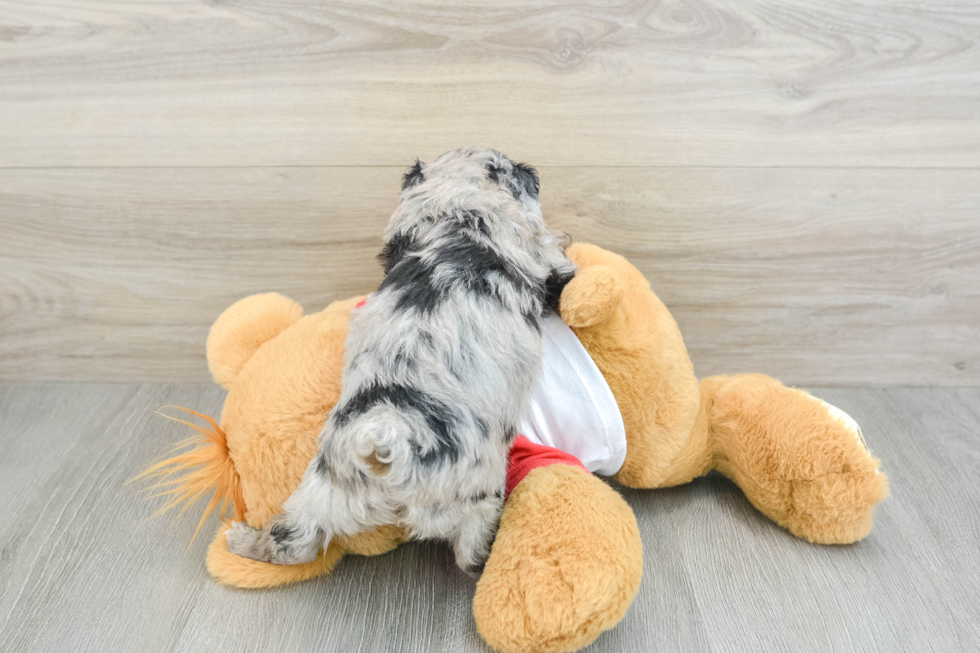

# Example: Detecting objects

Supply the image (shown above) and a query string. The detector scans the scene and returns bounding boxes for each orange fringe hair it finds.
[132,406,245,544]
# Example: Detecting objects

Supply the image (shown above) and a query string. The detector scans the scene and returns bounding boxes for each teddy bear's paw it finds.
[709,375,891,545]
[473,465,642,653]
[775,392,890,544]
[803,394,878,469]
[785,467,890,544]
[558,265,625,329]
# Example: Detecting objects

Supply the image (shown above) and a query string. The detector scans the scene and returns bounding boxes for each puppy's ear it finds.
[402,158,425,191]
[512,163,540,200]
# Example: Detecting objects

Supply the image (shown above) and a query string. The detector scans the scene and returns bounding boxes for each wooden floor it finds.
[0,383,977,652]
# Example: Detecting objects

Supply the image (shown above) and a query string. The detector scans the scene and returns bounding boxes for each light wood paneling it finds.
[1,166,977,384]
[0,383,978,652]
[1,0,979,167]
[1,0,978,384]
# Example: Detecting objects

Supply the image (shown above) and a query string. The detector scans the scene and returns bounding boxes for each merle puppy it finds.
[226,147,576,574]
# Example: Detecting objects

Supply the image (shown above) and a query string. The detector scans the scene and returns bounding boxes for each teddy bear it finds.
[143,243,888,653]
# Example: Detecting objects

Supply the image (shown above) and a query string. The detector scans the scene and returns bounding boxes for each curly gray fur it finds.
[226,147,576,574]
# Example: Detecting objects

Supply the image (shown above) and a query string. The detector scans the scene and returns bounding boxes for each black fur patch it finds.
[379,226,538,316]
[486,163,501,183]
[378,251,444,313]
[543,267,575,313]
[335,382,460,466]
[435,236,532,299]
[521,307,541,330]
[270,523,297,544]
[511,163,540,199]
[378,232,419,276]
[315,453,328,475]
[401,159,425,191]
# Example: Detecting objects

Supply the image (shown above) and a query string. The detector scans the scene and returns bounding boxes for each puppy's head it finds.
[386,148,574,295]
[399,147,541,213]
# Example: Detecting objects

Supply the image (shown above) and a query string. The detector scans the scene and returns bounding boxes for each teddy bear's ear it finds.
[206,293,304,390]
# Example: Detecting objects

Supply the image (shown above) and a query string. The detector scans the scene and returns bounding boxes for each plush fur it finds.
[225,148,576,573]
[553,244,888,545]
[140,243,888,653]
[472,465,642,653]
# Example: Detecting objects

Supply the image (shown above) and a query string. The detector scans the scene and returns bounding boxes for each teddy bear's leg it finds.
[473,465,642,653]
[704,374,889,544]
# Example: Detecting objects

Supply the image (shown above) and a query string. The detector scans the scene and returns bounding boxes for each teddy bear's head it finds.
[167,293,407,587]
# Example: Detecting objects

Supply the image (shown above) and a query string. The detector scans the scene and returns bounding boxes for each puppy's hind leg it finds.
[452,493,504,577]
[226,513,322,565]
[226,472,331,565]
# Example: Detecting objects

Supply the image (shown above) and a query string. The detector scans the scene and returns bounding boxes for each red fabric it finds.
[505,435,588,500]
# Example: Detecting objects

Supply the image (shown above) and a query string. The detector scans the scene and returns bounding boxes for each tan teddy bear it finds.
[143,243,888,653]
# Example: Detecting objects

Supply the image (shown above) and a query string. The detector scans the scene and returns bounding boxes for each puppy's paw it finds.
[460,555,489,580]
[226,521,275,563]
[455,527,493,578]
[452,505,500,579]
[226,519,324,565]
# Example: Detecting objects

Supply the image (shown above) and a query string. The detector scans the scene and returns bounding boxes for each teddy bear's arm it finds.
[559,265,626,328]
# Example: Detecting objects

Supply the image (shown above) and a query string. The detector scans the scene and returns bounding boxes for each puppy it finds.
[226,147,576,574]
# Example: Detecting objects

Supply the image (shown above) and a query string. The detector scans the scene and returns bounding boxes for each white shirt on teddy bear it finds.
[518,312,628,477]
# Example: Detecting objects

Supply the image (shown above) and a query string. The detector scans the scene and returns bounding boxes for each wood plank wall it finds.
[1,0,978,384]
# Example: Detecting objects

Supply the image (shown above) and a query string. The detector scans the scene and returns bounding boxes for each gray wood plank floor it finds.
[0,383,977,652]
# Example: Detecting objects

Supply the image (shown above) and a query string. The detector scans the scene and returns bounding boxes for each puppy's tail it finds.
[346,406,419,482]
[131,406,245,544]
